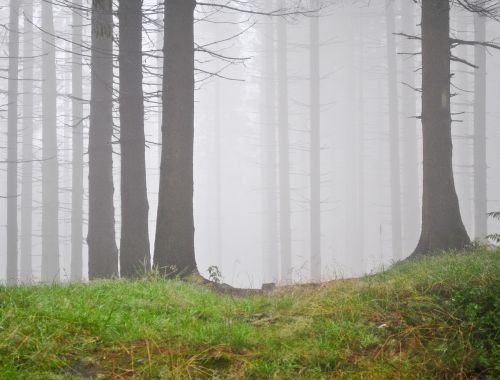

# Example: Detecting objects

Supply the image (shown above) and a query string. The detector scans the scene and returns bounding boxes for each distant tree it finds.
[385,0,403,260]
[309,0,321,281]
[20,0,35,283]
[88,0,119,279]
[71,0,84,282]
[7,0,19,285]
[473,14,487,241]
[41,0,60,282]
[118,0,151,277]
[277,3,292,283]
[400,0,420,254]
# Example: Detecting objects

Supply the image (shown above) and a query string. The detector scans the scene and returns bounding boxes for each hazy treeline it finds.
[0,0,499,288]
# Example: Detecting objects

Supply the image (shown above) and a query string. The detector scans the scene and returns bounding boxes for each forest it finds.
[0,0,499,378]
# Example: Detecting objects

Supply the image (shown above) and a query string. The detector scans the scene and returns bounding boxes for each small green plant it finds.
[486,212,500,244]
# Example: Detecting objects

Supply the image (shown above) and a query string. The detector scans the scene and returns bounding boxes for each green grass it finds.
[1,249,499,379]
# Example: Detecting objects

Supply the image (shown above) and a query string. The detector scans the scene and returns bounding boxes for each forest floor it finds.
[0,249,499,379]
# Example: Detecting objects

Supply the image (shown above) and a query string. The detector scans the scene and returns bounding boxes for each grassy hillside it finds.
[0,249,498,379]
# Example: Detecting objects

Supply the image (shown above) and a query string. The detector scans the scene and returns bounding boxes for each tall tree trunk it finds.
[401,0,420,253]
[7,0,20,285]
[309,0,321,282]
[119,0,151,277]
[356,18,365,272]
[385,0,403,260]
[21,0,34,283]
[473,14,487,240]
[88,0,118,279]
[157,0,163,165]
[277,8,292,283]
[413,0,470,255]
[261,16,279,284]
[71,0,84,282]
[214,54,222,266]
[154,0,197,276]
[41,0,60,282]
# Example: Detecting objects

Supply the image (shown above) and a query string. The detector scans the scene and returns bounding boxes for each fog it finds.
[1,0,499,288]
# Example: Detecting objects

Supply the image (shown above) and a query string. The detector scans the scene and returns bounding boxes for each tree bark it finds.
[413,0,470,255]
[385,0,403,260]
[7,0,19,285]
[154,0,198,276]
[20,0,34,283]
[41,0,60,282]
[473,14,487,240]
[119,0,151,277]
[277,6,292,283]
[309,0,321,282]
[88,0,119,279]
[71,0,84,282]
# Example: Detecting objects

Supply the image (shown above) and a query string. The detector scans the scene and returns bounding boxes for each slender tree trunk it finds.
[413,0,470,255]
[473,14,487,241]
[88,0,118,279]
[41,0,60,282]
[309,0,321,282]
[119,0,151,277]
[214,55,222,265]
[7,0,20,285]
[71,0,84,282]
[401,0,420,253]
[20,0,34,283]
[385,0,403,260]
[154,0,197,276]
[261,16,279,284]
[356,19,365,272]
[277,8,292,283]
[157,0,163,167]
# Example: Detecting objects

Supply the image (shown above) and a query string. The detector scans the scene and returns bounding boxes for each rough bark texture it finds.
[20,0,34,283]
[413,0,470,255]
[71,0,84,282]
[7,0,19,285]
[401,0,420,253]
[277,9,292,283]
[473,14,487,240]
[309,0,321,282]
[261,16,279,284]
[119,0,151,277]
[385,0,403,261]
[88,0,119,279]
[41,0,60,283]
[154,0,198,277]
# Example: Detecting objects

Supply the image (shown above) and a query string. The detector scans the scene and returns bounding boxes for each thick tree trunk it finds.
[309,0,321,282]
[277,9,292,283]
[385,0,403,261]
[401,0,420,253]
[88,0,118,279]
[71,0,84,282]
[261,16,279,284]
[413,0,470,255]
[473,14,487,241]
[20,0,34,283]
[41,0,60,283]
[7,0,19,285]
[119,0,151,277]
[154,0,197,276]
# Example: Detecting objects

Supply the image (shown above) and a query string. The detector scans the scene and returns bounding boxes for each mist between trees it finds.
[0,0,499,288]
